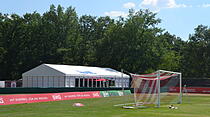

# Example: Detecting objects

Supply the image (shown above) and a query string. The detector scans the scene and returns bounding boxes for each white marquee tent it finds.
[22,64,130,88]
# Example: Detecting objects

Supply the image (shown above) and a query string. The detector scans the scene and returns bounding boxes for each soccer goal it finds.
[130,70,182,108]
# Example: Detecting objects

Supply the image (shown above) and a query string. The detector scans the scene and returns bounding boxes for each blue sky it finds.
[0,0,210,40]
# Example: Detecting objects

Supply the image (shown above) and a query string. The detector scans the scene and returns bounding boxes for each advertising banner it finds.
[100,90,131,97]
[169,87,210,94]
[0,91,101,105]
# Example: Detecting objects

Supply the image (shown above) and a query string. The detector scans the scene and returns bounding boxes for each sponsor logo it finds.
[202,90,210,93]
[93,93,100,97]
[169,88,178,91]
[0,98,4,104]
[118,91,124,96]
[104,68,118,73]
[186,89,196,92]
[102,92,109,97]
[52,95,62,100]
[76,70,96,74]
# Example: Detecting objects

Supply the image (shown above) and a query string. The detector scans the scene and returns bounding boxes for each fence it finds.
[0,87,131,94]
[183,78,210,87]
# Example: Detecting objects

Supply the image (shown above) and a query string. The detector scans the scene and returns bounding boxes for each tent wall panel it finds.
[37,77,43,87]
[71,77,75,87]
[28,77,32,87]
[43,76,49,88]
[115,78,120,87]
[22,76,27,87]
[68,77,75,87]
[59,76,65,87]
[48,77,54,87]
[23,76,129,88]
[65,77,70,87]
[125,79,129,87]
[53,77,59,87]
[32,77,38,87]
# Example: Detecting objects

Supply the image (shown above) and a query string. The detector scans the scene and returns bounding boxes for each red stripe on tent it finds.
[95,79,108,81]
[85,79,108,81]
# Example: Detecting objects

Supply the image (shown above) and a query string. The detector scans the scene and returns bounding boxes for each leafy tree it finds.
[0,5,209,80]
[156,32,184,71]
[182,25,210,77]
[0,14,28,80]
[96,9,163,73]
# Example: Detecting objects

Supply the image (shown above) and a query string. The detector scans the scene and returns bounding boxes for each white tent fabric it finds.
[47,64,128,77]
[22,64,130,88]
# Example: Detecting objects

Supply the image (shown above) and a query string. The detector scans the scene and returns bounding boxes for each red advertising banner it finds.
[169,87,210,94]
[0,91,101,105]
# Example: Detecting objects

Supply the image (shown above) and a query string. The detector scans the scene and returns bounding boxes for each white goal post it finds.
[131,70,182,108]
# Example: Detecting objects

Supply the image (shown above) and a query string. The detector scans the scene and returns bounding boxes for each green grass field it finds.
[0,95,210,117]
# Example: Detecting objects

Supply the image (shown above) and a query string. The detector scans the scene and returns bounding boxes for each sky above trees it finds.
[0,0,210,40]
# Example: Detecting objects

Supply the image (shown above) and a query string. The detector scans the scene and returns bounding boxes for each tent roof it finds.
[23,64,129,78]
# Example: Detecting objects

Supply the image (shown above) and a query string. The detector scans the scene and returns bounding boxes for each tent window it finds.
[75,78,86,87]
[75,78,79,87]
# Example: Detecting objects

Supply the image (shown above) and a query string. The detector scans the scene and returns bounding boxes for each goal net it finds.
[131,70,182,108]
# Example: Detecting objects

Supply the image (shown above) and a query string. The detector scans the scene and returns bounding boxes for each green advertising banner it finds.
[100,91,110,97]
[100,90,131,97]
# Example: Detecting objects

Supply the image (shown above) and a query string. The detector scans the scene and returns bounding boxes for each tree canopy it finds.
[0,5,209,80]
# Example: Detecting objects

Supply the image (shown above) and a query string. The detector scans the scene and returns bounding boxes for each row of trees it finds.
[0,5,209,80]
